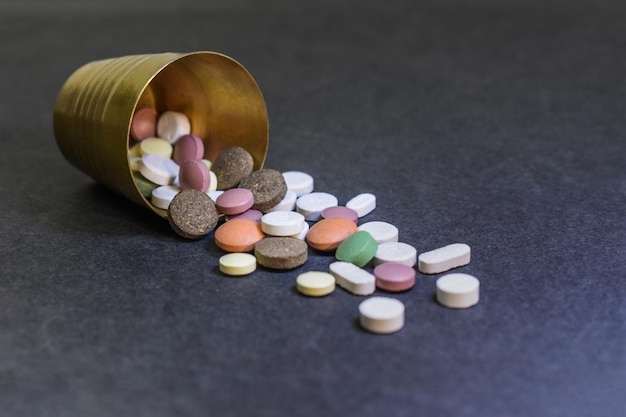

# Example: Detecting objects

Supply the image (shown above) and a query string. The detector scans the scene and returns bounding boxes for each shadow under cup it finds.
[53,51,269,218]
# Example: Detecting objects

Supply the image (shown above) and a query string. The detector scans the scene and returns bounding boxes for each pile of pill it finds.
[128,108,480,335]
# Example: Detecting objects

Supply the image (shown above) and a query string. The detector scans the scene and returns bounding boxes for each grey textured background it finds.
[1,0,625,416]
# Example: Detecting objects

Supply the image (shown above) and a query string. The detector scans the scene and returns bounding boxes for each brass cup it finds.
[53,51,269,218]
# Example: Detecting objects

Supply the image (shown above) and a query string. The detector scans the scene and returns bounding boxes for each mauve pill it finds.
[320,206,359,223]
[373,263,416,292]
[179,160,211,192]
[226,209,263,223]
[173,134,205,165]
[215,188,255,215]
[130,108,158,141]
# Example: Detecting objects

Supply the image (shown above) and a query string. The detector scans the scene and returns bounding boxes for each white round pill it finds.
[374,242,417,267]
[291,220,309,240]
[359,297,405,334]
[357,221,399,244]
[140,154,180,186]
[296,192,338,221]
[261,211,306,236]
[219,253,257,276]
[282,171,314,196]
[436,273,480,309]
[264,189,297,213]
[151,185,180,209]
[346,192,376,217]
[156,111,191,144]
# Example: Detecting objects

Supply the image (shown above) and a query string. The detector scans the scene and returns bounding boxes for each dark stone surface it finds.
[1,1,624,416]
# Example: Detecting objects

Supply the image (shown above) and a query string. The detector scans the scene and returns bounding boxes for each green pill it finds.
[335,231,378,267]
[132,171,159,198]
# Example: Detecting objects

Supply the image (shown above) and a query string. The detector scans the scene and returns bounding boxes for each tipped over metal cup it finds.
[53,51,269,217]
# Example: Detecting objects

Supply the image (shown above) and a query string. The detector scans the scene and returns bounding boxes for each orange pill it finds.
[214,219,265,253]
[306,217,358,251]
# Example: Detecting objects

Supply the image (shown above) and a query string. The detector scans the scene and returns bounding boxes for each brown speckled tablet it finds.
[212,146,254,190]
[254,237,308,270]
[167,189,220,239]
[239,169,288,211]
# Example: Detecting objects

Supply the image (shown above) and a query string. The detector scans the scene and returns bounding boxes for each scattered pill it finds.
[215,188,255,215]
[207,170,218,192]
[212,146,254,190]
[167,189,219,240]
[265,189,297,213]
[139,153,180,185]
[418,243,471,274]
[436,273,480,309]
[128,142,142,158]
[179,159,211,192]
[151,184,180,210]
[214,219,265,252]
[130,107,158,141]
[173,134,205,165]
[328,261,376,296]
[374,242,417,267]
[157,110,191,144]
[201,159,212,170]
[219,253,257,276]
[261,211,305,237]
[291,220,309,240]
[335,230,378,267]
[296,271,335,297]
[282,171,314,196]
[254,237,308,270]
[239,168,288,212]
[346,193,376,217]
[373,263,416,292]
[129,156,141,172]
[359,297,405,334]
[320,206,359,223]
[306,217,357,251]
[139,138,173,158]
[357,221,399,244]
[296,192,338,221]
[226,209,263,223]
[207,190,224,202]
[133,172,159,198]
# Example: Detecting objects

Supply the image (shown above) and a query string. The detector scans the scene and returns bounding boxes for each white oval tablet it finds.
[346,193,376,217]
[157,111,191,144]
[296,271,335,297]
[140,154,180,186]
[436,273,480,309]
[151,185,180,209]
[264,189,297,213]
[418,243,471,274]
[261,211,305,236]
[359,297,405,334]
[374,242,417,267]
[329,261,375,296]
[282,171,314,196]
[296,192,338,221]
[207,170,218,192]
[219,253,257,276]
[357,221,399,244]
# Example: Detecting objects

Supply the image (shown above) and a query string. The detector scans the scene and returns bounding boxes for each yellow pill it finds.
[128,142,142,158]
[139,137,173,158]
[219,253,257,276]
[296,271,335,297]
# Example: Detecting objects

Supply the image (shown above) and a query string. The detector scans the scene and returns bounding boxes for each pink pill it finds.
[320,206,359,223]
[216,188,255,215]
[179,160,211,192]
[226,209,263,223]
[130,108,158,141]
[373,263,416,292]
[173,135,205,165]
